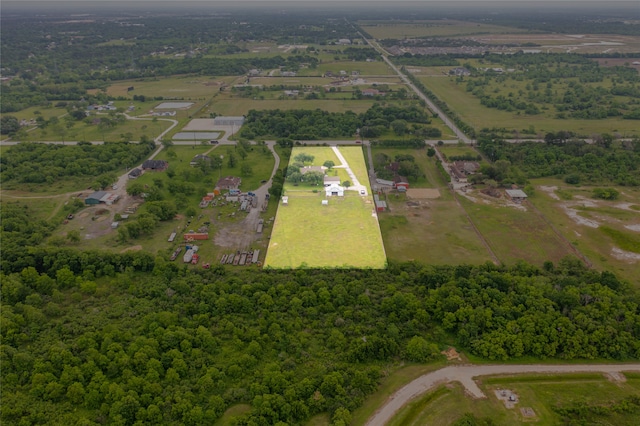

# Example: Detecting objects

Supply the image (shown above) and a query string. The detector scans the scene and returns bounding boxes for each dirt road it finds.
[365,363,640,426]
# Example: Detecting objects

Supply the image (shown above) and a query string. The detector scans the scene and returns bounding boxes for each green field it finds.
[418,74,640,136]
[359,20,526,39]
[528,179,640,284]
[387,373,640,426]
[265,146,386,268]
[102,76,241,99]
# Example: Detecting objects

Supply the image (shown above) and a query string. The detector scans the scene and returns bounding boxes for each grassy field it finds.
[373,146,493,264]
[265,146,386,269]
[359,20,526,39]
[438,144,483,161]
[210,98,380,116]
[459,195,573,267]
[418,74,640,136]
[386,373,640,426]
[103,76,240,99]
[528,179,640,285]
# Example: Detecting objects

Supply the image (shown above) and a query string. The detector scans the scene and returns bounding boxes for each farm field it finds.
[416,74,640,136]
[102,76,240,99]
[386,373,640,426]
[265,146,386,269]
[358,20,526,39]
[210,98,380,116]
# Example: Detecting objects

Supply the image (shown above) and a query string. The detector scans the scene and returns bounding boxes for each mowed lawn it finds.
[265,147,385,268]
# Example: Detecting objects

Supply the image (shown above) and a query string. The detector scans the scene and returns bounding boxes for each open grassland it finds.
[459,195,572,266]
[418,75,640,136]
[103,76,240,99]
[359,20,527,39]
[312,61,395,76]
[376,149,492,264]
[529,179,640,284]
[437,145,483,161]
[266,147,385,269]
[210,98,379,116]
[265,193,386,268]
[386,373,640,426]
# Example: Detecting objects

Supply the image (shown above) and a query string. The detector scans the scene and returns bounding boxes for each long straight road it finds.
[351,21,472,144]
[366,363,640,426]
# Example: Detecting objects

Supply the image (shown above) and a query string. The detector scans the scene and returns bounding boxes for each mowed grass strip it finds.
[265,195,386,268]
[265,147,386,269]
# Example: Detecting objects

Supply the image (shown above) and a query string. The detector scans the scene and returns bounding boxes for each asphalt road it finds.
[365,363,640,426]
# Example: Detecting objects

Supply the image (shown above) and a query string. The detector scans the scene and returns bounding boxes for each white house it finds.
[325,183,344,197]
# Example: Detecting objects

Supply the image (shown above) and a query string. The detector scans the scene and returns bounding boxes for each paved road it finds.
[352,22,472,144]
[365,363,640,426]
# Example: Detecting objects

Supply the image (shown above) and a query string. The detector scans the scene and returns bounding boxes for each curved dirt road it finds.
[365,363,640,426]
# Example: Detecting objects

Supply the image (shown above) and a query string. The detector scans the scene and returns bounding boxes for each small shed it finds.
[323,176,341,186]
[111,221,120,229]
[375,200,387,212]
[393,176,410,191]
[322,200,329,206]
[505,189,528,203]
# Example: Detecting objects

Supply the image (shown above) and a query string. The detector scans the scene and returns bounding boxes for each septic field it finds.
[264,146,387,269]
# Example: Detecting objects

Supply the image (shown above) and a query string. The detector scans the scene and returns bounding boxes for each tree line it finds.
[1,248,639,425]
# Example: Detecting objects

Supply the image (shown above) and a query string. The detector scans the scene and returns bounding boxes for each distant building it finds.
[190,154,211,167]
[128,168,142,179]
[337,39,351,45]
[142,160,169,171]
[393,176,410,191]
[362,88,383,97]
[325,183,345,197]
[449,67,471,76]
[505,189,528,203]
[85,191,120,205]
[216,176,241,190]
[323,176,341,186]
[213,116,245,127]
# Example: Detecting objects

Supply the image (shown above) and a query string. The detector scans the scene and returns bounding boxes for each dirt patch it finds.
[624,224,640,232]
[611,247,640,262]
[406,188,441,199]
[539,185,560,200]
[121,245,143,253]
[441,347,462,362]
[561,205,600,228]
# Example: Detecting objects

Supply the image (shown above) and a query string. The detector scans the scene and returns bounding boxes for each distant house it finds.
[85,191,120,205]
[281,71,297,77]
[284,90,299,96]
[323,176,341,186]
[337,38,351,45]
[300,166,326,175]
[449,67,471,76]
[325,183,344,197]
[505,189,528,203]
[362,88,382,97]
[128,168,142,179]
[393,176,410,191]
[142,160,169,171]
[451,161,480,182]
[216,176,242,190]
[85,191,107,205]
[190,154,211,167]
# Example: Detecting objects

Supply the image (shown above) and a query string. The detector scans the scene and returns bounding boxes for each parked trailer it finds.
[252,250,260,264]
[170,247,182,261]
[233,254,240,266]
[183,249,195,263]
[168,232,177,242]
[239,252,247,265]
[220,254,228,264]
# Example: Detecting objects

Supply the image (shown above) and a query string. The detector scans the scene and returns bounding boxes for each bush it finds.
[592,187,620,200]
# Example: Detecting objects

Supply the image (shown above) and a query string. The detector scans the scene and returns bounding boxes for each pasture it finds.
[103,76,240,99]
[416,74,640,136]
[358,20,526,39]
[530,179,640,285]
[265,146,386,269]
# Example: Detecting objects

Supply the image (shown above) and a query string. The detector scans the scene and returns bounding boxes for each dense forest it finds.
[0,141,156,186]
[2,245,639,425]
[240,104,431,140]
[477,132,640,186]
